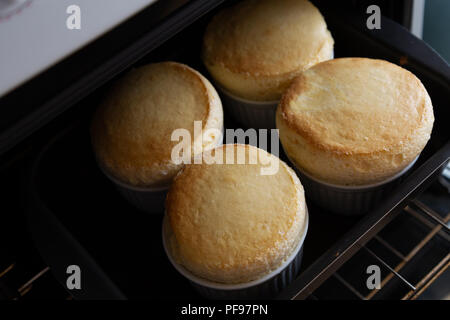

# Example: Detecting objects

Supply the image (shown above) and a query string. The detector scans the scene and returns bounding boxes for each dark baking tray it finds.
[26,2,450,299]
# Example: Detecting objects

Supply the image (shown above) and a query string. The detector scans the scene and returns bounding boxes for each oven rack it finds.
[308,197,449,300]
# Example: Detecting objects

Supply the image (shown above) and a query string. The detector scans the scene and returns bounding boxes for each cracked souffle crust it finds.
[202,0,334,101]
[165,144,307,284]
[277,58,434,186]
[91,62,223,188]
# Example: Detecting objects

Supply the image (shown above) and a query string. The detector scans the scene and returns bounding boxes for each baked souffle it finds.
[202,0,334,101]
[91,62,223,188]
[276,58,434,186]
[164,144,307,284]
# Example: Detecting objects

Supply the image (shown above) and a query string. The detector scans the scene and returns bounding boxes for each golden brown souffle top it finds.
[165,144,307,284]
[276,58,434,186]
[91,62,223,188]
[202,0,334,101]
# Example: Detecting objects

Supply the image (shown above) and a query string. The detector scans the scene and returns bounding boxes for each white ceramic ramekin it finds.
[162,210,309,299]
[218,86,278,130]
[287,156,419,215]
[98,163,168,214]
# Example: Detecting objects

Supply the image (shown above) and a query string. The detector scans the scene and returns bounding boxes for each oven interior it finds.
[0,1,449,300]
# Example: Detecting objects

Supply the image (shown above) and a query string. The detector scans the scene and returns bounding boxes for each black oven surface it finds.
[0,0,449,300]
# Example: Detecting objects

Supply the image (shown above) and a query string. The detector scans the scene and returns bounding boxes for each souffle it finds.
[164,144,307,284]
[276,58,434,186]
[202,0,334,101]
[91,62,223,188]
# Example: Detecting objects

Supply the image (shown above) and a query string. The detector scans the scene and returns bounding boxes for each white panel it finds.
[0,0,157,97]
